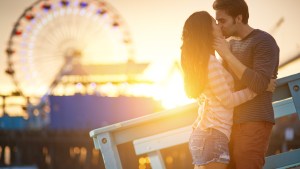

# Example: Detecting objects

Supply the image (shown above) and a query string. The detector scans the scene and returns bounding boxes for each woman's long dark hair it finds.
[181,11,214,99]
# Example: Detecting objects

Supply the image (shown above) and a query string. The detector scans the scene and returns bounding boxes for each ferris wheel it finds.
[5,0,135,97]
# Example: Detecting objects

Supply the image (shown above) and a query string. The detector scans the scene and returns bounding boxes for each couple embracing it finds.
[180,0,279,169]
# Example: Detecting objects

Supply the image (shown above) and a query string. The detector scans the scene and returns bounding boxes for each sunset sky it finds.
[1,0,300,97]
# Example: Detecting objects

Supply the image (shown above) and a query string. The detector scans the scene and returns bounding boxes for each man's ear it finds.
[235,14,243,24]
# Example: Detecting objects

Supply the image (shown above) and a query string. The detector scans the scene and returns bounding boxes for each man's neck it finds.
[236,25,254,39]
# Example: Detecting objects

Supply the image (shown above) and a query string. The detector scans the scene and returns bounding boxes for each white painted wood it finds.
[89,74,300,169]
[148,151,166,169]
[273,98,296,119]
[131,98,297,168]
[89,103,198,146]
[134,126,192,155]
[95,132,123,169]
[89,103,198,169]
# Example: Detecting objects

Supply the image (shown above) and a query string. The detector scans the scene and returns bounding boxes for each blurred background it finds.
[0,0,299,169]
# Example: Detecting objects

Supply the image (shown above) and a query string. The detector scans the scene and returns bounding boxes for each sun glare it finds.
[141,61,194,109]
[157,71,192,109]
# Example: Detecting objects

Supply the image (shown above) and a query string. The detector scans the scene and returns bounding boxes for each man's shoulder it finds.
[229,29,279,51]
[252,29,278,44]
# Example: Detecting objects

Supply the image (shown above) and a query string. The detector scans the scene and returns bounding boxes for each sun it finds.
[141,59,194,109]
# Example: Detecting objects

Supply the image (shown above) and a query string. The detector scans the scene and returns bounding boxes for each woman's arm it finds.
[208,57,256,109]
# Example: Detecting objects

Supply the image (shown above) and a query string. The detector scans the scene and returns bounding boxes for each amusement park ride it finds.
[5,0,144,97]
[1,0,299,169]
[0,0,169,168]
[1,0,186,130]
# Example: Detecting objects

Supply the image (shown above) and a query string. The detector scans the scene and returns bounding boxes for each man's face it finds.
[215,10,236,38]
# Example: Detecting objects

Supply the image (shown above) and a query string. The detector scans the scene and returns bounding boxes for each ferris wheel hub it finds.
[6,0,135,97]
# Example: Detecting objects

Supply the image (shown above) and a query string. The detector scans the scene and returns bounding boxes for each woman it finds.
[181,11,258,169]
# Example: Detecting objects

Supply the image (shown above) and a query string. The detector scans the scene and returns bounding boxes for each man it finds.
[212,0,279,168]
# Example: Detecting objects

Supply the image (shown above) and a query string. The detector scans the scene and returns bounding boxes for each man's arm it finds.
[214,37,279,94]
[208,56,257,109]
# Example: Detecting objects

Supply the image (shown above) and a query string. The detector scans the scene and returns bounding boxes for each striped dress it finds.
[192,55,256,139]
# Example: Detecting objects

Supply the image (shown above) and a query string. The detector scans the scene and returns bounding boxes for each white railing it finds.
[90,73,300,169]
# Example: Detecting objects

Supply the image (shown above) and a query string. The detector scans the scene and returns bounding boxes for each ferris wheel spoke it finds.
[81,25,107,50]
[75,13,97,45]
[6,0,134,97]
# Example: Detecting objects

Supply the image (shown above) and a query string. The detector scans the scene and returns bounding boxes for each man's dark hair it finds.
[213,0,249,24]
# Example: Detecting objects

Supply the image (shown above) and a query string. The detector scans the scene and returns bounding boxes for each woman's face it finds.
[212,18,223,38]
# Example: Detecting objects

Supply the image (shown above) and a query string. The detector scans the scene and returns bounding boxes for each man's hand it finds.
[267,78,276,92]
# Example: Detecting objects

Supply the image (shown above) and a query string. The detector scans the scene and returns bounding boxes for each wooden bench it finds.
[90,73,300,169]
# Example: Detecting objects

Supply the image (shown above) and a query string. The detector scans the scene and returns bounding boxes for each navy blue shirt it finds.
[229,29,279,124]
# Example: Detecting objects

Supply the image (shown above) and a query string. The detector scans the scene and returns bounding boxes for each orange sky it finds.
[1,0,300,95]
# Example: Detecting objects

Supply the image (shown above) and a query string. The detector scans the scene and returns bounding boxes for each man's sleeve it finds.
[208,57,257,109]
[240,35,279,94]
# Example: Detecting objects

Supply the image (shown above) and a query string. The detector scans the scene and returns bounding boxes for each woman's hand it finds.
[213,37,231,60]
